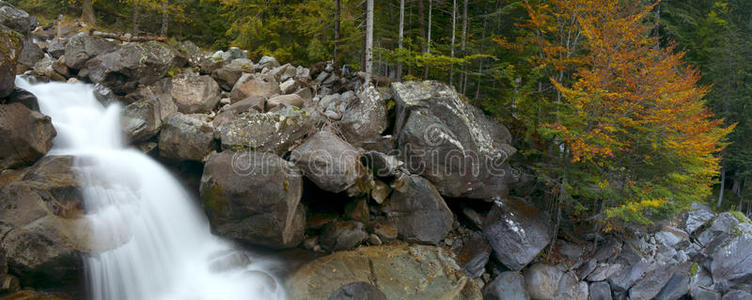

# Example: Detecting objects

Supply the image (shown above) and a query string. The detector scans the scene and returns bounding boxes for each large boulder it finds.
[710,221,752,287]
[216,105,317,155]
[17,37,43,69]
[484,271,530,300]
[483,198,552,270]
[0,103,56,169]
[211,58,253,91]
[684,202,716,235]
[290,128,365,193]
[628,265,678,300]
[124,78,176,122]
[336,86,387,146]
[524,263,563,300]
[212,96,265,128]
[319,221,368,252]
[392,81,517,199]
[0,2,38,34]
[122,97,162,142]
[170,69,221,113]
[0,156,97,297]
[328,282,386,300]
[158,113,215,162]
[86,41,175,94]
[589,281,612,300]
[199,151,305,248]
[381,175,453,244]
[0,25,23,98]
[229,73,280,102]
[63,33,118,70]
[287,244,469,299]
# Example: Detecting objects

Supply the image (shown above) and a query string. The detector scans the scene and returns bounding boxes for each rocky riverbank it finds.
[1,1,751,299]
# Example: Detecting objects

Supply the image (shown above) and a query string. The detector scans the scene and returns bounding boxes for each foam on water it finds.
[16,78,284,300]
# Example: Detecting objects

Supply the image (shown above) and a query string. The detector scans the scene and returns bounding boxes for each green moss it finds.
[690,262,699,275]
[730,210,751,224]
[201,185,228,215]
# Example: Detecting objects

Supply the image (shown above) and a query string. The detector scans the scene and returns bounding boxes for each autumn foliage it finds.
[523,0,733,225]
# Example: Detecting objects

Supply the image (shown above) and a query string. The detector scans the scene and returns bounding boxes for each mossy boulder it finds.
[0,24,22,98]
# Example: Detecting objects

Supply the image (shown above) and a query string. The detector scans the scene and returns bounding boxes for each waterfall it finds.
[16,78,283,300]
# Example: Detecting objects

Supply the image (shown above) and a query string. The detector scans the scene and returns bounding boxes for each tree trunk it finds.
[739,177,745,211]
[450,0,457,87]
[397,0,405,81]
[365,0,374,85]
[334,0,341,64]
[424,0,432,78]
[81,0,95,25]
[132,0,140,34]
[418,0,426,53]
[461,0,468,94]
[718,168,726,208]
[160,0,169,37]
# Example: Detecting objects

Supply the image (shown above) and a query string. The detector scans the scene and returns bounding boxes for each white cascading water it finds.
[16,77,284,300]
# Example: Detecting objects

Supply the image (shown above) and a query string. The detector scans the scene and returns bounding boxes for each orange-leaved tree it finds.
[523,0,733,227]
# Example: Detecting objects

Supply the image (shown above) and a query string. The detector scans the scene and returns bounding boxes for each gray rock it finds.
[0,2,38,34]
[4,87,39,111]
[337,85,387,146]
[287,244,469,299]
[64,33,118,70]
[212,96,265,127]
[0,103,56,169]
[484,271,529,300]
[382,175,453,245]
[257,56,280,69]
[654,272,689,300]
[608,260,649,294]
[319,221,368,252]
[655,226,689,249]
[122,97,161,142]
[267,94,304,110]
[589,281,612,300]
[0,25,22,98]
[87,41,175,94]
[692,287,721,300]
[32,56,66,81]
[557,272,588,300]
[524,263,563,300]
[710,222,752,286]
[457,233,491,278]
[723,290,752,300]
[211,58,253,91]
[47,38,66,58]
[124,78,176,121]
[483,198,551,270]
[199,151,305,248]
[328,282,387,300]
[290,128,365,193]
[158,113,214,161]
[279,78,298,94]
[170,69,221,113]
[697,213,740,250]
[216,105,317,155]
[685,202,717,234]
[587,263,623,282]
[18,37,43,68]
[230,73,280,101]
[392,81,517,199]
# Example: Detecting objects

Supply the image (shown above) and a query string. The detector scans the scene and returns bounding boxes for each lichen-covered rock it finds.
[524,263,563,300]
[257,56,280,69]
[290,128,365,193]
[483,198,551,271]
[684,202,717,235]
[158,113,214,161]
[0,25,23,98]
[86,41,175,94]
[229,73,280,101]
[328,282,387,300]
[211,58,253,91]
[170,69,220,113]
[199,151,305,248]
[0,103,56,169]
[557,272,588,300]
[484,271,529,300]
[267,94,304,110]
[628,265,677,300]
[336,85,387,146]
[212,96,265,127]
[63,33,118,70]
[391,81,517,200]
[710,222,752,287]
[122,97,161,142]
[381,175,453,245]
[18,37,43,69]
[216,105,317,155]
[0,2,38,34]
[287,244,469,300]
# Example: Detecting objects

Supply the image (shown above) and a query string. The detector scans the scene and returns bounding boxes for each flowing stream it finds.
[16,78,283,300]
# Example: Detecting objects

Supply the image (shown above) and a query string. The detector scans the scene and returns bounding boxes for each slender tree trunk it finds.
[365,0,374,84]
[160,0,169,37]
[718,169,726,208]
[475,17,486,101]
[81,0,95,25]
[397,0,405,81]
[450,0,457,87]
[461,0,468,94]
[334,0,341,64]
[424,0,432,78]
[418,0,426,52]
[739,177,745,211]
[132,0,140,34]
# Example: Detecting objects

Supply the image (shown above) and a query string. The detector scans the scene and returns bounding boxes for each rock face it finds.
[230,73,280,101]
[216,105,317,155]
[211,58,253,91]
[0,156,93,297]
[0,2,38,34]
[287,244,469,300]
[392,81,517,200]
[483,198,552,271]
[336,86,387,146]
[199,151,305,248]
[381,175,453,244]
[684,202,716,234]
[122,97,162,142]
[87,41,175,94]
[0,25,23,98]
[0,103,57,169]
[158,113,214,161]
[290,128,365,193]
[63,33,118,70]
[484,271,530,300]
[589,281,613,300]
[170,70,221,113]
[524,263,563,300]
[710,221,752,286]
